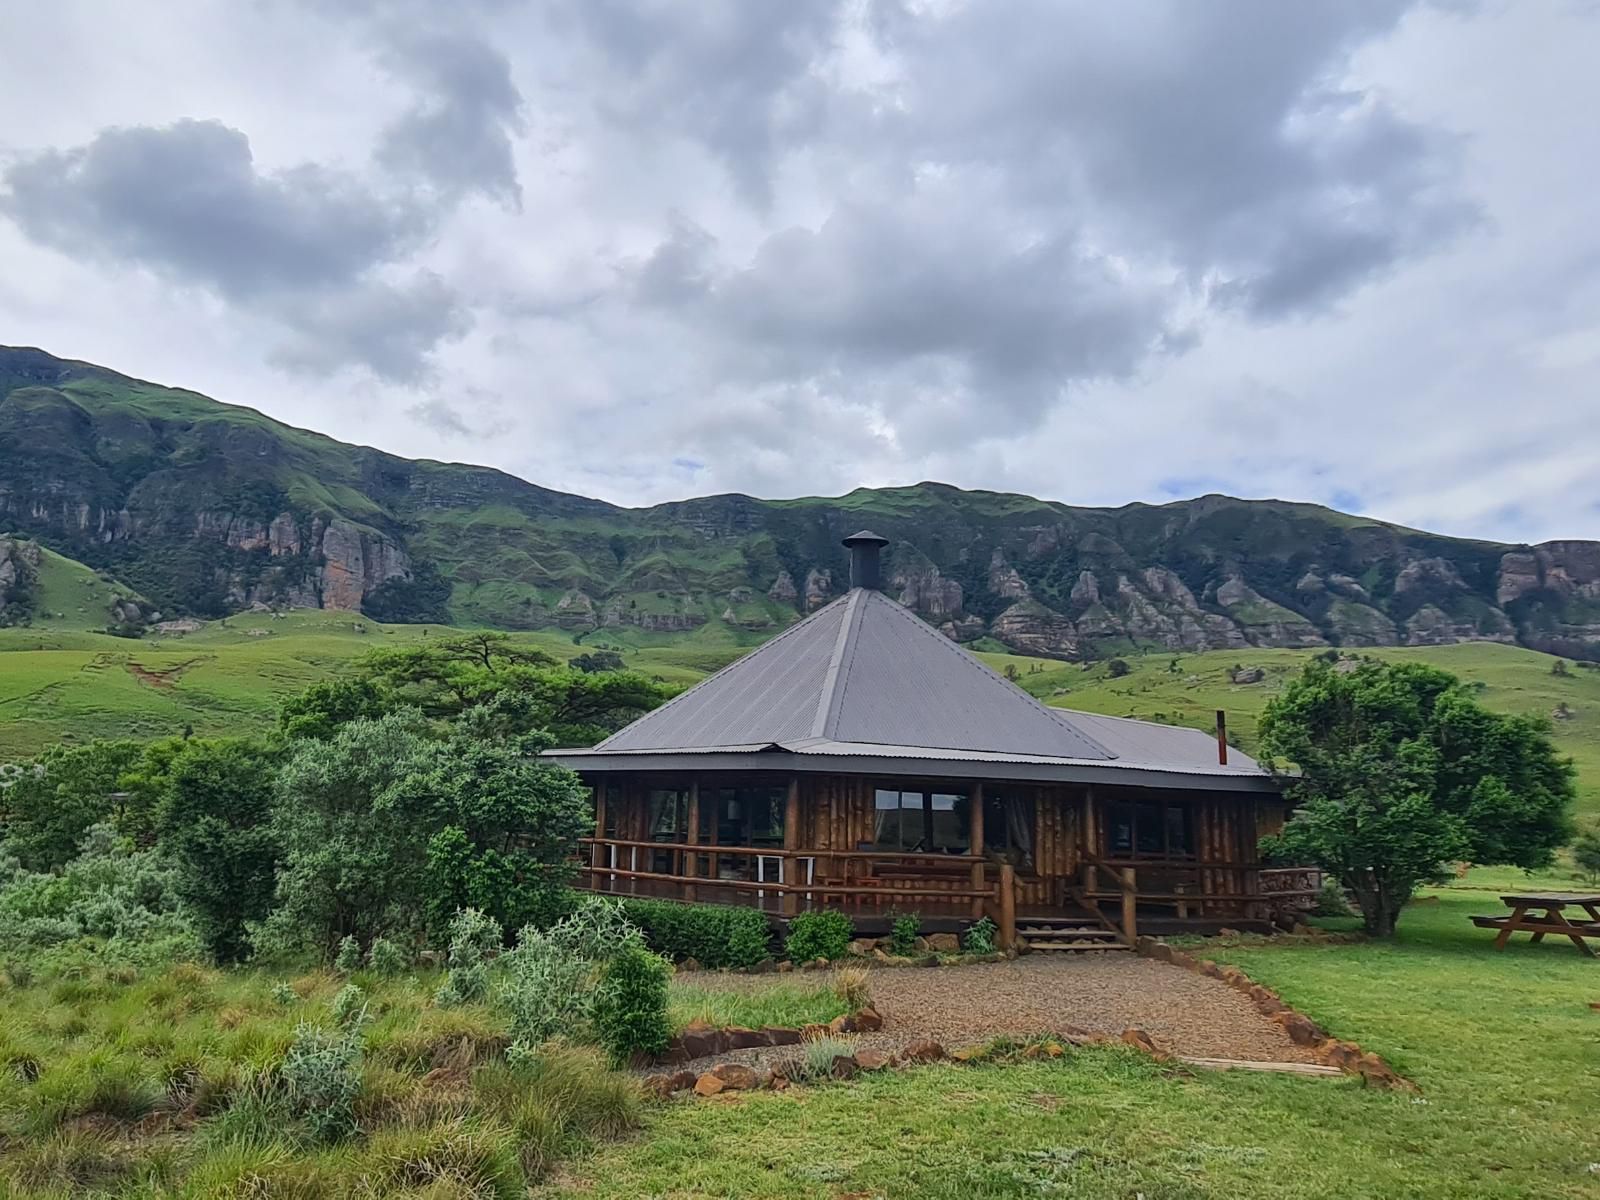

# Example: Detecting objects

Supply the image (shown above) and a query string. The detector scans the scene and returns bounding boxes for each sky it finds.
[2,0,1598,544]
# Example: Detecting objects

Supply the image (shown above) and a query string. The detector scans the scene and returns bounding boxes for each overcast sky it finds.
[2,1,1598,543]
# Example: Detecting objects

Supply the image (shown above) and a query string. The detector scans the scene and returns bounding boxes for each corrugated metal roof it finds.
[589,585,1267,782]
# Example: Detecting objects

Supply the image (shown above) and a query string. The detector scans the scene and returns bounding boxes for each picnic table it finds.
[1470,892,1600,956]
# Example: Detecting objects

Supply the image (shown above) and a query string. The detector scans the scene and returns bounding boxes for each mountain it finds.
[3,344,1599,660]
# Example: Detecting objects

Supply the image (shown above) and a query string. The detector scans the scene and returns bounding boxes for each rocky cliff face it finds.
[5,345,1600,659]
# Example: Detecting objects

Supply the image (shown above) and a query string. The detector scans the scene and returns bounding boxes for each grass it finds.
[548,889,1600,1199]
[0,962,642,1198]
[667,979,850,1033]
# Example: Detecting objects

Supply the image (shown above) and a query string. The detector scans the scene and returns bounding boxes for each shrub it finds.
[331,983,366,1029]
[435,908,502,1007]
[1106,658,1131,678]
[796,1033,857,1082]
[280,1022,364,1143]
[1310,877,1356,919]
[498,927,594,1047]
[592,944,671,1064]
[334,935,363,973]
[619,898,771,969]
[964,916,997,955]
[367,936,408,976]
[1571,827,1600,885]
[547,896,641,961]
[888,912,919,957]
[270,981,299,1006]
[785,910,853,963]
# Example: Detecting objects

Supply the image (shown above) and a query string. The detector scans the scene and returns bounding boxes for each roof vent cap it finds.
[842,529,890,590]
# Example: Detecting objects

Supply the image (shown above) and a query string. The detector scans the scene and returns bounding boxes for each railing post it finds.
[969,782,986,920]
[998,862,1017,952]
[782,776,800,917]
[591,788,607,873]
[683,780,699,904]
[1121,867,1137,946]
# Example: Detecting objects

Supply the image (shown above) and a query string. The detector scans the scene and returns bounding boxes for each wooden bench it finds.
[1471,893,1600,956]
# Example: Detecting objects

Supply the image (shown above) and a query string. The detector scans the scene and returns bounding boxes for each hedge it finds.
[619,899,772,970]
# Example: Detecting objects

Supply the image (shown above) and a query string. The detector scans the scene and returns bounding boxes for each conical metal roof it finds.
[594,587,1117,759]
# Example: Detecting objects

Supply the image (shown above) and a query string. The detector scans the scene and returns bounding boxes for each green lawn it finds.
[547,890,1599,1200]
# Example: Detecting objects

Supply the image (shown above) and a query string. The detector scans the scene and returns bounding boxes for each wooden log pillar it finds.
[968,782,986,919]
[782,775,801,916]
[683,779,699,904]
[590,785,607,874]
[998,862,1017,951]
[1082,784,1098,895]
[1121,866,1138,945]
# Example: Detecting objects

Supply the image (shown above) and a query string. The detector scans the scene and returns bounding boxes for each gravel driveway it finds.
[676,956,1317,1070]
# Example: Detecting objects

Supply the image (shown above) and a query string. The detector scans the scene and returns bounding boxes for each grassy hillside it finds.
[3,610,1596,823]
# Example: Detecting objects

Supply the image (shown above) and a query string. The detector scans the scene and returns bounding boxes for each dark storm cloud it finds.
[0,118,462,382]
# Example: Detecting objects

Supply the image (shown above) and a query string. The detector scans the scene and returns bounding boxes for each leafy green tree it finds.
[1573,827,1600,886]
[277,677,387,741]
[157,738,281,962]
[256,710,438,957]
[353,633,674,744]
[0,740,143,870]
[1260,659,1575,936]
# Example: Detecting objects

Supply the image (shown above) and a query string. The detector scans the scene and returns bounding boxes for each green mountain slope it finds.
[4,344,1599,662]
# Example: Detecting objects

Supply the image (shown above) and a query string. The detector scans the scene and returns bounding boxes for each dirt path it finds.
[124,658,207,689]
[676,956,1317,1071]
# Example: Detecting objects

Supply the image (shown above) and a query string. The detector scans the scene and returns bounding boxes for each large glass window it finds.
[873,788,970,853]
[1106,799,1194,859]
[702,786,787,847]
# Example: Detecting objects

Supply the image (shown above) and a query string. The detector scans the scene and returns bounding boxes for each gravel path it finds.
[671,956,1317,1072]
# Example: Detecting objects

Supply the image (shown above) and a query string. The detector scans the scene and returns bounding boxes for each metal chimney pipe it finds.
[1215,709,1229,766]
[841,529,890,591]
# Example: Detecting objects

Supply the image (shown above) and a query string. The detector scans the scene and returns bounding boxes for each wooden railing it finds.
[577,836,1019,948]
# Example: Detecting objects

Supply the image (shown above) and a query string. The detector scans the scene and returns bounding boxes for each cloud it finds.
[0,119,462,381]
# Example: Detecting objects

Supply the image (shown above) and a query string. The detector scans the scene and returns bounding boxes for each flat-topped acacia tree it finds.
[1260,657,1575,936]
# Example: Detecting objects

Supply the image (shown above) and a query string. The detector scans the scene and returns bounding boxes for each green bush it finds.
[499,926,594,1048]
[888,912,920,957]
[366,936,408,976]
[785,910,853,963]
[333,935,362,973]
[964,916,997,955]
[435,908,502,1007]
[592,944,671,1064]
[331,983,366,1028]
[271,981,298,1006]
[619,899,771,969]
[279,1022,363,1143]
[1311,877,1355,919]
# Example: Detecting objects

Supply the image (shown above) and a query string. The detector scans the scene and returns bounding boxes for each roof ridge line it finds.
[862,589,1121,761]
[593,590,850,750]
[812,587,867,738]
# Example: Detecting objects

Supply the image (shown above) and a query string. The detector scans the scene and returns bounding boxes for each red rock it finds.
[1120,1028,1159,1055]
[770,1073,790,1090]
[1321,1040,1363,1071]
[710,1063,759,1090]
[726,1026,769,1049]
[761,1025,801,1046]
[830,1055,858,1079]
[1197,959,1224,979]
[855,1049,891,1071]
[641,1073,675,1098]
[776,960,794,973]
[828,1014,852,1035]
[1274,1011,1325,1046]
[693,1073,725,1097]
[677,1024,726,1060]
[925,933,961,953]
[899,1039,946,1064]
[852,1006,884,1032]
[668,1070,697,1092]
[1248,985,1285,1015]
[1167,950,1197,971]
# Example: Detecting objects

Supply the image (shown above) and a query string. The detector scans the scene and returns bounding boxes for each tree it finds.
[1106,658,1131,678]
[257,710,438,956]
[157,738,281,961]
[0,740,143,870]
[277,677,388,741]
[1260,659,1575,936]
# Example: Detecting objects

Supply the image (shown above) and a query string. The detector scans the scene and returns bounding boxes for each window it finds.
[647,789,688,840]
[702,786,786,847]
[983,791,1036,867]
[873,788,970,853]
[1106,799,1194,859]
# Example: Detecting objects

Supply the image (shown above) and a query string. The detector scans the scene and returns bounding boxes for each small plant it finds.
[888,912,920,957]
[280,1022,364,1143]
[435,908,502,1007]
[833,965,871,1011]
[785,910,853,963]
[1311,877,1356,919]
[499,926,594,1047]
[367,936,408,976]
[1573,827,1600,886]
[270,981,299,1006]
[964,916,997,955]
[592,943,671,1065]
[333,934,362,973]
[796,1033,858,1082]
[331,983,366,1028]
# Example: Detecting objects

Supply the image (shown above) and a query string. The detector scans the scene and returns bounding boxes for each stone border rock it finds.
[1135,936,1416,1092]
[651,1006,886,1067]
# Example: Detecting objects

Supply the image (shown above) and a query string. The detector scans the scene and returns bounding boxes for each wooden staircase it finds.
[1017,913,1131,953]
